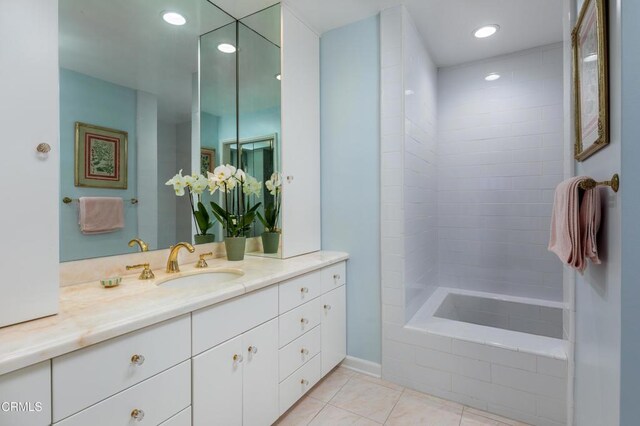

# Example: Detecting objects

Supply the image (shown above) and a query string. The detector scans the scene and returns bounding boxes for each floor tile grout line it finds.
[303,399,326,426]
[381,386,406,425]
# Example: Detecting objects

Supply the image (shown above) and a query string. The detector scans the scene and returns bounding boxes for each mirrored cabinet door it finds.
[239,4,282,258]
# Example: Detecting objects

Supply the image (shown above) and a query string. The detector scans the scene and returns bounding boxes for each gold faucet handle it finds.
[196,252,214,269]
[126,263,155,280]
[128,238,149,252]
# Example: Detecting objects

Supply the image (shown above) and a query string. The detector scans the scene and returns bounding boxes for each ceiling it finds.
[59,0,235,124]
[59,0,563,124]
[285,0,564,67]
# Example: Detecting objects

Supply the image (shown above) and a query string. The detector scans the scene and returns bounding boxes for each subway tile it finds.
[536,356,568,378]
[491,364,567,400]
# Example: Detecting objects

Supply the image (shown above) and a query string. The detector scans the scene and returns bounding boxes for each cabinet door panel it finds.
[321,286,347,376]
[0,0,59,328]
[192,336,243,426]
[0,361,51,426]
[242,319,279,426]
[280,5,321,258]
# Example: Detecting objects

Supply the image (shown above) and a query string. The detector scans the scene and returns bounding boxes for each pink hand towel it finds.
[78,197,125,234]
[580,185,601,265]
[548,176,602,273]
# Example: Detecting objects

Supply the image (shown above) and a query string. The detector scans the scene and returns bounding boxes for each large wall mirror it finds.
[59,0,283,262]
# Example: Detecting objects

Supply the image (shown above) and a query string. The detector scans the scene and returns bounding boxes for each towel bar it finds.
[579,174,619,193]
[62,197,139,205]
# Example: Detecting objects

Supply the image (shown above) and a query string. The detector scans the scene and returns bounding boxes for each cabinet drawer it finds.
[52,315,190,422]
[0,361,51,426]
[321,262,346,293]
[279,354,321,415]
[279,325,321,382]
[279,297,322,348]
[160,407,191,426]
[279,271,321,313]
[54,360,191,426]
[192,286,278,355]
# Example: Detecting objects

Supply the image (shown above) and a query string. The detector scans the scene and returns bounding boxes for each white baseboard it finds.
[340,356,382,378]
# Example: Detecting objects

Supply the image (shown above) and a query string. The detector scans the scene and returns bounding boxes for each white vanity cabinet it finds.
[192,319,279,426]
[0,361,51,426]
[0,259,347,426]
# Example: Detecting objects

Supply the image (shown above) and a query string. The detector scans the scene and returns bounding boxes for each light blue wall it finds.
[620,0,640,422]
[573,1,622,424]
[59,69,138,261]
[218,106,281,144]
[201,112,220,152]
[320,16,381,364]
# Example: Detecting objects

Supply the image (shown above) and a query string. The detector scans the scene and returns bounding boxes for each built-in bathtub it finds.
[404,287,569,426]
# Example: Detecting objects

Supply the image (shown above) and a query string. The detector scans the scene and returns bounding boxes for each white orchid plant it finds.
[206,164,262,238]
[166,170,215,237]
[257,172,282,233]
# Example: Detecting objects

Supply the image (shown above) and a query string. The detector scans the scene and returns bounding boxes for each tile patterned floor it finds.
[276,367,530,426]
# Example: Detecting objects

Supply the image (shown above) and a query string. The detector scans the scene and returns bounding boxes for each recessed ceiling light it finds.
[474,25,499,39]
[485,73,501,81]
[162,11,186,26]
[584,53,598,62]
[275,73,281,81]
[217,43,237,53]
[405,89,415,96]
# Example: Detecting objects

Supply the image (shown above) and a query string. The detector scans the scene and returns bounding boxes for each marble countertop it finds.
[0,251,349,376]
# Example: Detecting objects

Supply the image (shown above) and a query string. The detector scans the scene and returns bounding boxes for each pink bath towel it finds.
[78,197,124,234]
[548,177,601,272]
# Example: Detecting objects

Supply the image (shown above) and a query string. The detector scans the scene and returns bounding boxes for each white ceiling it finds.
[285,0,564,67]
[59,0,235,124]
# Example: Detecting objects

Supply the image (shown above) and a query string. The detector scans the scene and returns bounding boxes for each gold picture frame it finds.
[75,122,128,189]
[200,148,216,175]
[572,0,609,161]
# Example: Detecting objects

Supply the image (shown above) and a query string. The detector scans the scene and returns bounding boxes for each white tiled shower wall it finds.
[380,6,568,426]
[437,45,565,301]
[403,10,438,321]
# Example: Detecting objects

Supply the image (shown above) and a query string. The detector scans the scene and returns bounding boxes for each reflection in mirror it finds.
[238,4,282,257]
[58,0,234,262]
[198,21,238,246]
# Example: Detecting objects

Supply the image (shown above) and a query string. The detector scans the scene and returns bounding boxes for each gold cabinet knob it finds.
[131,354,145,366]
[300,317,309,325]
[300,347,309,355]
[36,143,51,153]
[233,354,244,363]
[131,408,145,421]
[300,379,309,386]
[300,287,309,294]
[248,345,258,355]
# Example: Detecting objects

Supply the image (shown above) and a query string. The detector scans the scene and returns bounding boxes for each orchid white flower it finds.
[243,175,262,197]
[190,174,209,195]
[234,168,246,184]
[265,172,282,196]
[207,164,240,193]
[166,169,187,196]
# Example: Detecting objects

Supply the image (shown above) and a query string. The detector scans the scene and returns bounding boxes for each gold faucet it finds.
[166,242,195,273]
[126,263,155,280]
[196,252,214,268]
[128,238,149,252]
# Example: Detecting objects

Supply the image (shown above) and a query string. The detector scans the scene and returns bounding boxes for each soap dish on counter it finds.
[101,277,122,288]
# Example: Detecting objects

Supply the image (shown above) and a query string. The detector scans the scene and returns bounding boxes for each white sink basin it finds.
[157,269,244,288]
